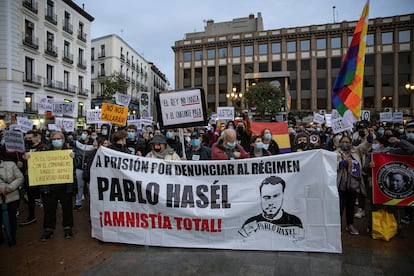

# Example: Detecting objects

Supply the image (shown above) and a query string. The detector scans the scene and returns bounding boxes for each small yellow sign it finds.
[28,150,74,186]
[101,103,128,125]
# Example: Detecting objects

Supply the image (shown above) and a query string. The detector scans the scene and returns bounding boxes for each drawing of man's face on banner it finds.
[139,92,150,117]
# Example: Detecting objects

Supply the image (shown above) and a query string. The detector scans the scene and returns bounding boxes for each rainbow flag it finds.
[332,1,369,120]
[250,122,291,153]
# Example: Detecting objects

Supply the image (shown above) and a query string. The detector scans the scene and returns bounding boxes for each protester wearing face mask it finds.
[260,128,280,155]
[336,131,373,236]
[234,110,253,152]
[185,131,212,160]
[99,124,110,141]
[249,135,271,158]
[293,133,312,152]
[146,134,181,160]
[212,129,249,160]
[165,129,184,158]
[108,130,130,154]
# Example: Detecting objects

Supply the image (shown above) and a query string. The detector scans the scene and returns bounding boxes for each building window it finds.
[64,40,70,57]
[207,49,215,59]
[301,59,310,71]
[232,46,240,57]
[218,47,227,58]
[25,57,34,81]
[64,71,69,90]
[317,59,326,70]
[331,57,342,68]
[100,83,105,96]
[100,44,105,57]
[91,65,94,74]
[91,84,94,94]
[195,50,202,61]
[271,42,281,54]
[78,76,84,93]
[381,32,393,44]
[245,63,253,73]
[300,40,310,51]
[331,37,341,49]
[91,47,94,60]
[316,38,326,50]
[259,44,268,55]
[259,62,268,72]
[301,79,310,90]
[183,51,191,62]
[287,41,296,53]
[46,64,53,85]
[272,61,281,71]
[317,78,326,89]
[365,54,375,67]
[195,68,202,86]
[398,30,410,43]
[366,34,374,46]
[78,48,84,65]
[244,45,253,56]
[287,60,296,71]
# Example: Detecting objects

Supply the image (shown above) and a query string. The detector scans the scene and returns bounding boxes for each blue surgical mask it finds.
[52,139,63,148]
[256,142,264,149]
[166,132,174,139]
[377,129,384,135]
[191,139,200,147]
[226,141,236,148]
[91,135,97,140]
[128,132,135,139]
[407,133,414,140]
[264,133,272,140]
[101,130,108,136]
[81,134,87,140]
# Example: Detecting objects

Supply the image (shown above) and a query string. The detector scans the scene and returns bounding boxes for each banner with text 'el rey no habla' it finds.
[89,147,342,253]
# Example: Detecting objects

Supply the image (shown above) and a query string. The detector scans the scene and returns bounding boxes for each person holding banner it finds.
[146,134,181,160]
[38,131,75,241]
[212,129,249,160]
[0,157,24,246]
[336,133,372,236]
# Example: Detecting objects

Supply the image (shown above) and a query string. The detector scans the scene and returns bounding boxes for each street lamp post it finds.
[405,82,414,94]
[226,87,243,116]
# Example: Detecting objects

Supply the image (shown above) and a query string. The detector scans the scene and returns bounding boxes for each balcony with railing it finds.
[44,43,58,57]
[45,9,57,25]
[126,58,130,65]
[98,70,106,77]
[78,88,89,97]
[63,84,77,93]
[98,51,106,58]
[120,54,125,62]
[24,101,39,114]
[77,30,87,42]
[77,59,87,70]
[126,76,131,82]
[23,0,38,14]
[62,51,73,64]
[45,79,62,90]
[22,33,39,50]
[23,74,42,85]
[63,20,73,34]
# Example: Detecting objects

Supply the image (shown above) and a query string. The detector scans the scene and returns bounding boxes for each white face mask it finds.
[371,143,381,151]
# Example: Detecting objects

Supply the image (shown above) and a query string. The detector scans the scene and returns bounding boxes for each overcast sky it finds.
[73,0,413,89]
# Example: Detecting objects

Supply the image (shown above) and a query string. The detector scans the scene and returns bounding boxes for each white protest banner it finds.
[157,88,207,128]
[126,119,141,130]
[47,124,60,131]
[324,114,332,128]
[217,107,235,121]
[52,102,75,117]
[313,113,325,124]
[86,109,102,124]
[138,92,151,117]
[331,110,353,134]
[379,112,393,122]
[16,116,33,133]
[90,148,341,253]
[140,117,153,127]
[54,117,75,132]
[4,130,25,152]
[37,98,53,111]
[360,110,370,121]
[115,92,131,107]
[393,112,403,124]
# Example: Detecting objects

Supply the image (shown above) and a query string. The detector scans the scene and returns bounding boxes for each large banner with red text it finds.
[89,147,341,253]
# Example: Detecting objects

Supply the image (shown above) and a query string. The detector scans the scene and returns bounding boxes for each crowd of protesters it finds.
[0,111,413,246]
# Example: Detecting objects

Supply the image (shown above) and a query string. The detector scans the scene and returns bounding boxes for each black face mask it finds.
[25,139,33,148]
[236,126,244,134]
[358,130,366,138]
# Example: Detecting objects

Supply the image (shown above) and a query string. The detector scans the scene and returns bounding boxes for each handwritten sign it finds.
[115,92,131,107]
[379,112,393,122]
[331,110,353,134]
[27,150,74,186]
[16,116,33,133]
[52,102,75,117]
[156,88,207,128]
[37,98,53,111]
[4,130,25,152]
[101,103,128,125]
[55,117,75,132]
[313,113,325,124]
[217,107,235,121]
[393,112,403,123]
[86,109,102,124]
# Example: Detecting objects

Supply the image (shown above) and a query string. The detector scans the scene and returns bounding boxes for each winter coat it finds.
[0,161,24,203]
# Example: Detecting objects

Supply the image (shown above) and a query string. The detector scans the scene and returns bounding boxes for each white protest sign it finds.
[90,147,341,253]
[54,117,75,132]
[86,109,102,124]
[52,102,75,117]
[138,92,151,117]
[37,98,53,111]
[140,117,153,127]
[393,112,403,123]
[217,107,235,121]
[331,110,353,134]
[379,112,393,122]
[115,92,131,107]
[325,114,332,128]
[360,110,370,121]
[313,113,325,124]
[16,116,33,133]
[4,130,25,152]
[126,119,141,130]
[158,89,206,127]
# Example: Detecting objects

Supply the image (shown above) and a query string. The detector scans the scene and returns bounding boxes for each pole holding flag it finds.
[332,1,369,123]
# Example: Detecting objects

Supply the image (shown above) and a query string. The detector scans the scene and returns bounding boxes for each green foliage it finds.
[244,82,283,118]
[102,72,129,99]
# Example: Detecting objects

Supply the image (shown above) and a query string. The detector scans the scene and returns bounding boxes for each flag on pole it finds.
[332,1,369,121]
